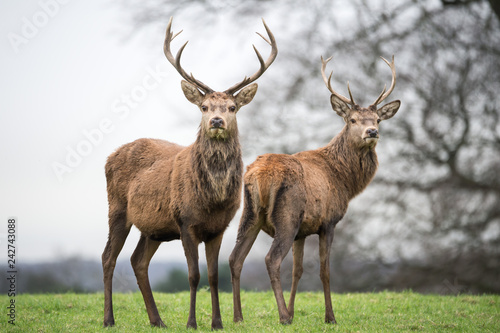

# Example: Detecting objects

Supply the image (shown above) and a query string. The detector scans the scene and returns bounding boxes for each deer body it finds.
[107,135,242,242]
[102,17,277,330]
[250,128,379,240]
[230,56,400,325]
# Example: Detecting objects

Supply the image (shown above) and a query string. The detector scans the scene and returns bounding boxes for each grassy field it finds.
[0,290,498,332]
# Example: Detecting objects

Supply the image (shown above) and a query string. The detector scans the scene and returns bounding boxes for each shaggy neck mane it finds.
[321,126,379,199]
[190,129,243,205]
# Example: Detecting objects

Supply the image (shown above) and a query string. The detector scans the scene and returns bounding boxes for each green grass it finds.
[1,290,499,332]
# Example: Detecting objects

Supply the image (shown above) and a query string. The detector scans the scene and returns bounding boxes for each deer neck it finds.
[190,130,243,205]
[323,126,379,198]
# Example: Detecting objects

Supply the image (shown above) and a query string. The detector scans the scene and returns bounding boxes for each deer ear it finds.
[181,80,204,106]
[330,94,351,119]
[377,100,401,120]
[234,83,258,109]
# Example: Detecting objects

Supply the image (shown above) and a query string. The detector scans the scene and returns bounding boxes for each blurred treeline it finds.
[0,251,496,294]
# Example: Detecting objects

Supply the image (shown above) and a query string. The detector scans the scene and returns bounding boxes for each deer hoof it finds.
[186,320,197,330]
[211,321,223,330]
[103,320,115,328]
[150,319,167,328]
[280,317,293,325]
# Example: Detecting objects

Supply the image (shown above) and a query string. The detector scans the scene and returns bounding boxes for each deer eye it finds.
[201,105,208,112]
[350,119,356,124]
[377,119,381,124]
[229,106,236,112]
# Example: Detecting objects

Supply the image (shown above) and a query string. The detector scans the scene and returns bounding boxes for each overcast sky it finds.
[0,0,281,264]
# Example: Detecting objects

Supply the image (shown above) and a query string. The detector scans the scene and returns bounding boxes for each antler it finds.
[163,17,214,94]
[223,18,278,95]
[371,55,396,106]
[321,56,356,105]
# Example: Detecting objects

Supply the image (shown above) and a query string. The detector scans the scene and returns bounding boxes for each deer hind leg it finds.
[102,209,131,327]
[287,238,305,319]
[180,225,201,329]
[205,233,224,330]
[319,226,336,324]
[229,186,261,323]
[265,229,296,325]
[265,188,304,325]
[130,235,164,327]
[266,196,304,324]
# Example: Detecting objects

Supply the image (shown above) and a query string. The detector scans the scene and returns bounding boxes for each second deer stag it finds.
[229,55,400,325]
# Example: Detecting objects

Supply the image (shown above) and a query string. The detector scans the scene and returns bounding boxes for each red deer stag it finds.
[102,17,277,330]
[229,55,400,324]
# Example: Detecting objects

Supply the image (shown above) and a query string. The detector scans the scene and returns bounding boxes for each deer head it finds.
[321,55,401,148]
[164,17,277,140]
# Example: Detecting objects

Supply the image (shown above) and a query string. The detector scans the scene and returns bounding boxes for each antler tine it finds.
[320,56,356,105]
[347,82,356,105]
[171,29,183,41]
[372,55,396,106]
[224,18,278,95]
[163,17,213,94]
[256,31,271,45]
[320,56,333,92]
[372,85,387,106]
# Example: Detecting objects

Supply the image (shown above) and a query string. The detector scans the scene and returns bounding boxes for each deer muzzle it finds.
[207,116,229,139]
[363,127,379,143]
[210,117,225,129]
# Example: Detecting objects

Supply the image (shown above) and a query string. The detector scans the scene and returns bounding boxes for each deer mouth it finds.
[209,127,228,139]
[363,136,379,144]
[210,127,226,133]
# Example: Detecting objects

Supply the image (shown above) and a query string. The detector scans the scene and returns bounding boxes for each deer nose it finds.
[366,128,378,138]
[210,117,224,128]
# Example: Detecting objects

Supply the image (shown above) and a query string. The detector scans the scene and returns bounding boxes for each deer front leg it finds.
[287,238,305,319]
[131,235,165,327]
[180,226,200,329]
[319,227,336,324]
[205,233,224,330]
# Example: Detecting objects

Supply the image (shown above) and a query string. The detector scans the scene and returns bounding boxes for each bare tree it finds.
[331,0,500,293]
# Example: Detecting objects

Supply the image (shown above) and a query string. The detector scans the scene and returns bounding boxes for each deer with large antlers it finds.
[229,56,400,325]
[102,17,277,329]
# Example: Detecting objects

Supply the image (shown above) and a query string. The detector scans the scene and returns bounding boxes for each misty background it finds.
[1,0,499,294]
